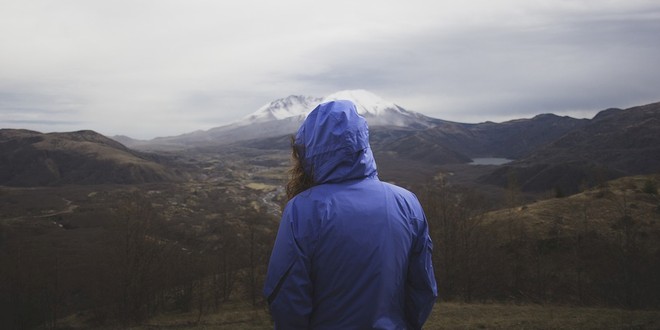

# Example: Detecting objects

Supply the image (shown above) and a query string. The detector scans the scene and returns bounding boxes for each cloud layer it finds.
[1,0,659,138]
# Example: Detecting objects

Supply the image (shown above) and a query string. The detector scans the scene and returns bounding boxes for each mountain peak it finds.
[226,89,441,132]
[241,89,407,125]
[322,89,401,117]
[241,95,322,124]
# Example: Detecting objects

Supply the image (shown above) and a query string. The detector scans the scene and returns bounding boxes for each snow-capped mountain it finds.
[322,90,439,128]
[323,89,404,117]
[131,90,441,149]
[234,89,439,129]
[238,95,323,125]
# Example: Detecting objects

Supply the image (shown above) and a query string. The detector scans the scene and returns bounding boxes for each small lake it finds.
[469,157,513,165]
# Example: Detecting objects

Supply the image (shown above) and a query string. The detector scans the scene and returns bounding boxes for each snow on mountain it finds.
[322,89,439,128]
[322,89,401,117]
[236,89,438,129]
[237,95,322,125]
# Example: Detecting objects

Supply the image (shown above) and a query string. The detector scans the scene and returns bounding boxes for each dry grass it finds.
[483,174,660,243]
[128,303,272,330]
[97,302,660,330]
[426,302,660,329]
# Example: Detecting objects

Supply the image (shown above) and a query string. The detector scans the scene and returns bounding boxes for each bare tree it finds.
[421,182,491,302]
[97,192,168,325]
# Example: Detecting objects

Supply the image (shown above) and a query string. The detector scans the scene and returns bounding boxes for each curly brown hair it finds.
[286,136,315,201]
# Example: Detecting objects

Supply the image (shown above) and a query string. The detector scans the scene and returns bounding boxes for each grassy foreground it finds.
[426,302,660,329]
[110,302,660,329]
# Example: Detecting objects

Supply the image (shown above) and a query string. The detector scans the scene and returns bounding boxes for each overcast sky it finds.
[1,0,659,139]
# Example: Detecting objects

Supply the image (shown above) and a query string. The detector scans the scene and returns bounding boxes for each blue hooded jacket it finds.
[264,100,437,329]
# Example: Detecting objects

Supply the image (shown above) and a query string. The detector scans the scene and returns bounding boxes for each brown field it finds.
[65,302,659,329]
[426,302,660,330]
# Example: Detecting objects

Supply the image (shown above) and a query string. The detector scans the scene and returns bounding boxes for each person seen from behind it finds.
[263,100,438,329]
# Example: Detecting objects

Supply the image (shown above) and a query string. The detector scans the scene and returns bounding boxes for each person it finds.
[263,100,437,329]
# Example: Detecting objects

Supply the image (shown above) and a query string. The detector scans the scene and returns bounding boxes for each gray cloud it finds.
[293,5,660,122]
[1,0,659,137]
[4,119,85,125]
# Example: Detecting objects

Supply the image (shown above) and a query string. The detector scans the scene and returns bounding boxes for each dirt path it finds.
[2,198,79,222]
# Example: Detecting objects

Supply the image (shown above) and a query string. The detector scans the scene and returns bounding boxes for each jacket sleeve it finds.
[405,211,438,330]
[263,204,314,329]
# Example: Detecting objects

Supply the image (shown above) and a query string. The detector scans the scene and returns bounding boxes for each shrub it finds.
[642,179,657,195]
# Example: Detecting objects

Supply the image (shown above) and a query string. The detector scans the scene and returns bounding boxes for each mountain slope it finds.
[475,174,660,306]
[0,129,181,186]
[365,113,587,168]
[479,102,660,194]
[529,102,660,173]
[421,114,589,159]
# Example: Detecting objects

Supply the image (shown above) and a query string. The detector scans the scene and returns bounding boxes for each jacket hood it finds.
[294,100,377,184]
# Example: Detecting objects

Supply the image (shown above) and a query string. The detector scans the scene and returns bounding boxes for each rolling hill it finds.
[0,129,183,186]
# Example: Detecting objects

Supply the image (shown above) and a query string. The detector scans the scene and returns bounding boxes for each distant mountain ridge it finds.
[3,91,659,195]
[224,98,660,195]
[364,113,588,167]
[479,101,660,194]
[0,129,182,186]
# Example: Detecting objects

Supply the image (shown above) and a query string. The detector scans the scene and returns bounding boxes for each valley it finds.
[0,144,290,329]
[1,93,659,328]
